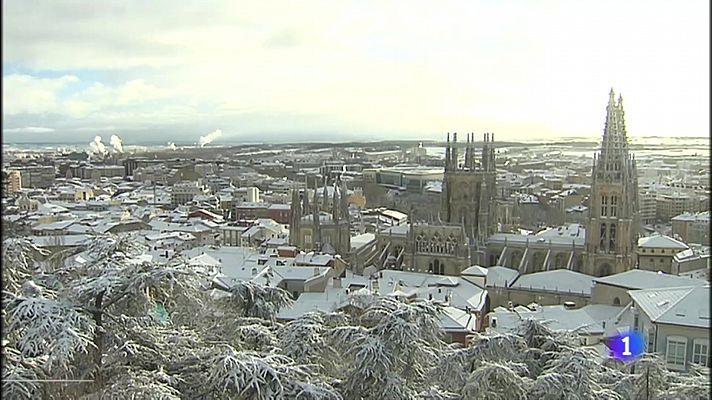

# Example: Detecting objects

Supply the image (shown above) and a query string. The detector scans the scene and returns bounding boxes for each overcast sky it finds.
[2,0,709,145]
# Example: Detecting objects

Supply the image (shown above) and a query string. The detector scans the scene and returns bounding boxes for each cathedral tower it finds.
[583,89,639,276]
[441,132,497,264]
[288,177,351,255]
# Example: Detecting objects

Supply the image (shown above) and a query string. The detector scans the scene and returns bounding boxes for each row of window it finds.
[661,336,709,369]
[415,240,458,255]
[647,258,667,264]
[601,195,619,217]
[429,259,445,275]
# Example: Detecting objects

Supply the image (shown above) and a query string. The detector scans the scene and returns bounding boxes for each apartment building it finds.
[671,211,710,246]
[15,165,56,188]
[3,170,22,193]
[171,181,204,208]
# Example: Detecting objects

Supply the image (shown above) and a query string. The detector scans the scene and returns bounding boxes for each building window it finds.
[692,339,709,367]
[433,259,443,275]
[601,195,608,217]
[647,328,655,352]
[649,258,654,263]
[609,223,616,250]
[613,297,621,306]
[305,234,312,245]
[599,223,607,250]
[666,336,687,370]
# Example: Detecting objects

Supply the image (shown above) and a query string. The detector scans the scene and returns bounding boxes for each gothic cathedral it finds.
[374,132,498,275]
[289,178,351,256]
[441,132,498,264]
[582,89,639,277]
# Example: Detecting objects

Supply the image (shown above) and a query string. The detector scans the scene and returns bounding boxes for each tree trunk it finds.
[92,290,106,388]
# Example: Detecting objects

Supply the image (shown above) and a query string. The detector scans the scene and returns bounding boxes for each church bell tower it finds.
[583,89,639,277]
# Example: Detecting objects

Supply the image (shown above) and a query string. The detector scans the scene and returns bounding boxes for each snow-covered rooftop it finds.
[629,285,710,328]
[511,269,594,295]
[593,269,705,290]
[637,234,689,250]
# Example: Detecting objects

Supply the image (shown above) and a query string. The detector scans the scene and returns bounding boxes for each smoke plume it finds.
[88,136,108,156]
[168,142,177,151]
[199,129,223,147]
[110,134,124,153]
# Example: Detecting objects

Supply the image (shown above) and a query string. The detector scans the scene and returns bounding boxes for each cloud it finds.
[2,126,56,133]
[2,74,79,115]
[2,75,174,119]
[1,0,708,140]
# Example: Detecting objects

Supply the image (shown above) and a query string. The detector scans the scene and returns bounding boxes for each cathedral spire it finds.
[332,180,339,222]
[322,178,329,211]
[339,177,349,223]
[609,87,615,106]
[465,132,470,170]
[289,184,301,246]
[452,132,458,169]
[481,133,489,171]
[313,179,321,250]
[584,89,639,276]
[445,132,451,171]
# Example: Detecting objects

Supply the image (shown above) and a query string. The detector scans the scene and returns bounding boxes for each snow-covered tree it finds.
[328,297,445,399]
[205,346,341,399]
[217,279,293,321]
[2,238,47,292]
[3,230,710,399]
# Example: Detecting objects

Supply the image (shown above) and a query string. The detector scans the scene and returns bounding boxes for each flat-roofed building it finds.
[671,211,710,246]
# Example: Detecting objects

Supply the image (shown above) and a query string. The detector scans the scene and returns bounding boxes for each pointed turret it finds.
[481,133,489,171]
[313,179,321,250]
[289,185,301,246]
[445,132,451,171]
[452,132,459,169]
[464,132,471,170]
[489,132,496,171]
[302,182,310,212]
[332,181,339,222]
[322,178,329,211]
[339,177,349,223]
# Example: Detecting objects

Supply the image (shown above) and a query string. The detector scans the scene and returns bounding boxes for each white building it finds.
[630,285,710,371]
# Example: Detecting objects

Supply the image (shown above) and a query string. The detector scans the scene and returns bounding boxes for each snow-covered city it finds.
[2,1,710,399]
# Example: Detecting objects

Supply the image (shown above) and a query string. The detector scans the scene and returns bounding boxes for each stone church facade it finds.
[289,178,351,256]
[374,132,498,275]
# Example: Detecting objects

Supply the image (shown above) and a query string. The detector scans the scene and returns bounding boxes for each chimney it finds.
[333,276,342,288]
